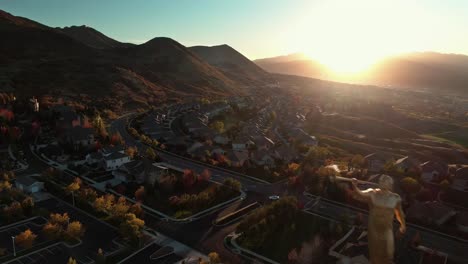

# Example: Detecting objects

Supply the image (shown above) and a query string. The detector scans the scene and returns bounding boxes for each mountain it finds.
[0,10,248,110]
[57,25,134,49]
[255,51,468,93]
[189,44,271,85]
[255,54,331,80]
[363,52,468,92]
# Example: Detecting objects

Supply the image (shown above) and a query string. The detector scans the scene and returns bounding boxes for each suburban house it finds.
[288,128,318,148]
[226,150,249,167]
[452,167,468,191]
[364,153,388,173]
[214,135,230,145]
[232,137,254,151]
[251,135,275,151]
[456,211,468,233]
[102,152,131,171]
[273,145,297,163]
[63,126,95,150]
[15,176,44,194]
[420,161,448,183]
[251,150,276,168]
[406,201,456,226]
[85,145,131,171]
[113,159,168,184]
[394,156,419,173]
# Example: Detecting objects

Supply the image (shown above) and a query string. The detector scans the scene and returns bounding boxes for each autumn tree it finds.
[15,229,37,248]
[145,147,157,160]
[67,177,81,193]
[21,196,34,216]
[182,169,197,189]
[42,222,62,240]
[440,179,450,192]
[208,252,221,263]
[125,146,138,158]
[400,177,421,195]
[211,121,224,133]
[223,178,241,192]
[134,186,145,201]
[198,169,212,182]
[119,213,145,245]
[65,221,85,241]
[67,257,77,264]
[49,212,70,227]
[129,203,144,218]
[350,155,365,170]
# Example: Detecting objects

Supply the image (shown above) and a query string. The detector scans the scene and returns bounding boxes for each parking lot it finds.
[1,197,126,264]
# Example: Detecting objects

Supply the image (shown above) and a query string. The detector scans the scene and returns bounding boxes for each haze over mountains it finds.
[0,10,269,109]
[255,52,468,94]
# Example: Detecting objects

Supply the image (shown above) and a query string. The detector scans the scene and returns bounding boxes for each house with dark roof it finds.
[226,150,249,167]
[452,167,468,191]
[15,175,44,194]
[113,159,168,184]
[251,149,275,168]
[85,145,131,171]
[394,156,420,173]
[63,126,95,150]
[364,153,389,173]
[406,201,456,226]
[420,161,448,183]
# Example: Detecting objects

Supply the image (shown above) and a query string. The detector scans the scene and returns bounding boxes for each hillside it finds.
[255,52,468,94]
[364,52,468,92]
[189,44,271,85]
[0,10,247,110]
[255,55,331,81]
[57,25,134,49]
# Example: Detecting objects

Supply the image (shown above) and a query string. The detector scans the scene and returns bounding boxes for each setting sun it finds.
[283,0,456,75]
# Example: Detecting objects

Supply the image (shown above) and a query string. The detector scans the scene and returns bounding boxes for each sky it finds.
[2,0,468,72]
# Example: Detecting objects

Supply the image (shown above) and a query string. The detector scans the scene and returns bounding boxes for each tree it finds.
[112,197,130,219]
[183,169,197,189]
[135,186,145,201]
[400,177,421,195]
[67,177,81,193]
[211,121,224,133]
[125,146,138,158]
[119,213,145,245]
[15,229,37,248]
[42,222,62,240]
[440,179,450,192]
[49,212,70,227]
[223,178,241,192]
[208,252,221,263]
[198,169,212,182]
[129,203,144,218]
[145,148,157,160]
[21,196,34,216]
[96,248,106,264]
[65,221,84,240]
[110,132,124,145]
[350,155,365,170]
[67,257,77,264]
[4,201,23,221]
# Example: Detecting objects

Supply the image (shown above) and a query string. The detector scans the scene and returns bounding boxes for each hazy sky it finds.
[2,0,468,69]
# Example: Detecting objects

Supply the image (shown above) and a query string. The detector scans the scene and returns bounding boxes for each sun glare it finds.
[284,0,436,76]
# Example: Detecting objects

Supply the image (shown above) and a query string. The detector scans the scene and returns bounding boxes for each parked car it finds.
[268,195,280,200]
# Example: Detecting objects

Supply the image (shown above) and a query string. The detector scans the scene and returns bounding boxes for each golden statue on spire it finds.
[351,175,406,264]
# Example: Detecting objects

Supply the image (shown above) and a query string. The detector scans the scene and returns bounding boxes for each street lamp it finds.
[72,191,75,207]
[11,236,16,257]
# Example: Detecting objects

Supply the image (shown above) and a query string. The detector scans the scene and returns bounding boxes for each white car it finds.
[268,195,280,200]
